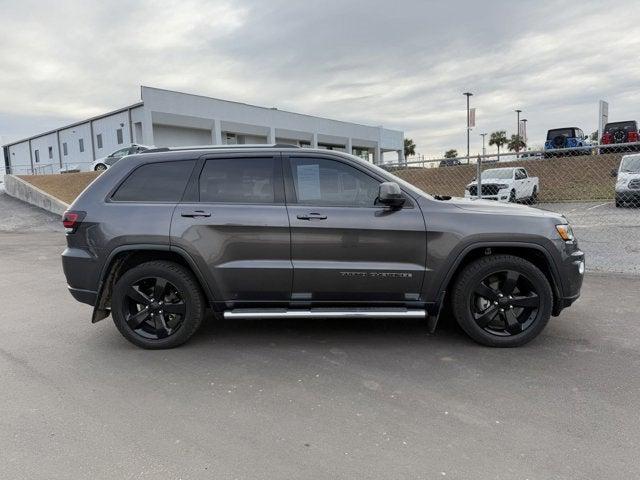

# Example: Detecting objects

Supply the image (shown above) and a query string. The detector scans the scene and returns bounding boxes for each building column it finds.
[397,148,405,165]
[268,126,276,144]
[345,137,352,155]
[211,119,222,145]
[56,131,63,169]
[141,109,154,146]
[28,139,34,172]
[311,132,318,148]
[373,145,381,165]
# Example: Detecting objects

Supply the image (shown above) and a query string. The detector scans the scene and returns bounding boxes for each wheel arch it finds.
[92,244,215,323]
[437,242,563,317]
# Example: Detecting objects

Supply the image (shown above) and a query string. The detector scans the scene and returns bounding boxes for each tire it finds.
[529,187,538,205]
[451,254,553,347]
[94,164,107,171]
[112,261,205,349]
[508,190,516,203]
[615,199,623,208]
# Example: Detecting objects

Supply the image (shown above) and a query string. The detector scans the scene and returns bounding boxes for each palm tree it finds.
[444,149,458,158]
[404,138,416,160]
[507,134,526,152]
[489,130,508,161]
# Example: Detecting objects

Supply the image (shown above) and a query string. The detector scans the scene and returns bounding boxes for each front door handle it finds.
[297,212,327,220]
[181,210,212,218]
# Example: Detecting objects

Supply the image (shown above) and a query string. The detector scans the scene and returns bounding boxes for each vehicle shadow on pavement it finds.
[187,311,469,349]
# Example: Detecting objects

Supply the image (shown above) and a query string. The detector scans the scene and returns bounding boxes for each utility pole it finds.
[515,109,522,156]
[464,92,473,164]
[480,132,487,157]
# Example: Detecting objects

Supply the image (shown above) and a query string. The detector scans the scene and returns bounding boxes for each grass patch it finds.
[18,172,101,204]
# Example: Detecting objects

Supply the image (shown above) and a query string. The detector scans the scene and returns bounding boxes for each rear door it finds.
[283,152,427,304]
[171,153,292,303]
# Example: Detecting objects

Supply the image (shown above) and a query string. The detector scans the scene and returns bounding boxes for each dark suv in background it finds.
[62,145,584,349]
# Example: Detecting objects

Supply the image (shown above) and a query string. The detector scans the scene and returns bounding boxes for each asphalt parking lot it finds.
[1,193,640,479]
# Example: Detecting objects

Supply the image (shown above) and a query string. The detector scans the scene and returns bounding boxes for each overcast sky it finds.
[1,0,640,158]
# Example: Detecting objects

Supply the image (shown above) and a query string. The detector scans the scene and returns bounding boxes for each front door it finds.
[284,153,427,304]
[171,154,292,304]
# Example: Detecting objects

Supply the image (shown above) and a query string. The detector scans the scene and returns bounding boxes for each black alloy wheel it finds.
[112,261,205,349]
[470,270,540,336]
[123,276,186,340]
[451,254,553,347]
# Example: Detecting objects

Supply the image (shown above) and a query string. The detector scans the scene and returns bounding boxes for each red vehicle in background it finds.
[600,121,640,153]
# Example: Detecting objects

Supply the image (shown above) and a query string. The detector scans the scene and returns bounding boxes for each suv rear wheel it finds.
[451,255,553,347]
[112,261,205,349]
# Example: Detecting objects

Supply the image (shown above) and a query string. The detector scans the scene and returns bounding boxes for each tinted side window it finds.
[112,161,195,202]
[289,157,380,207]
[199,158,276,204]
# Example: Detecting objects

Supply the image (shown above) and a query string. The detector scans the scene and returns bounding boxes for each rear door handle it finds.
[297,212,327,220]
[181,210,212,218]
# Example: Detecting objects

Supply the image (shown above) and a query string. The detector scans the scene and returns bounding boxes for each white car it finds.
[464,167,539,203]
[91,144,153,171]
[614,154,640,207]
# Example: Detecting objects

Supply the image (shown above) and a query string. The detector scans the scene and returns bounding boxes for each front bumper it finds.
[464,188,511,202]
[616,190,640,204]
[552,243,585,315]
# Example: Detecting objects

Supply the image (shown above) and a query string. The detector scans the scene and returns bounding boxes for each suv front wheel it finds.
[112,261,205,349]
[451,255,553,347]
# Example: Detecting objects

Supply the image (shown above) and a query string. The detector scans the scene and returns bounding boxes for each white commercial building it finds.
[3,86,404,174]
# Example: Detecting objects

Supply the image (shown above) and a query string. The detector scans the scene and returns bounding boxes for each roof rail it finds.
[143,143,300,154]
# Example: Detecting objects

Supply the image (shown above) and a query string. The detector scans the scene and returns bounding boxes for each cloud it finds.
[1,0,640,158]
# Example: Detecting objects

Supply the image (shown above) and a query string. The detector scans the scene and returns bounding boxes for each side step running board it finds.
[223,308,426,319]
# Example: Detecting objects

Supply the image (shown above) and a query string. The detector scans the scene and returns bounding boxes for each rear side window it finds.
[112,161,195,202]
[199,158,276,204]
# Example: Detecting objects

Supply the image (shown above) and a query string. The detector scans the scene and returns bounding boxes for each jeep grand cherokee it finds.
[62,145,584,349]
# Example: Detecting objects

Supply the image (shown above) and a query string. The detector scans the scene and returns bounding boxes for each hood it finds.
[618,171,640,181]
[446,196,564,219]
[466,177,510,187]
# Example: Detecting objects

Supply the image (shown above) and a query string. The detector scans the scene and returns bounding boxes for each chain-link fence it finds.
[383,143,640,206]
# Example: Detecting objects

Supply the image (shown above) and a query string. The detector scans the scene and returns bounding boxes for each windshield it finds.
[482,168,514,179]
[620,156,640,173]
[605,122,637,132]
[547,129,575,139]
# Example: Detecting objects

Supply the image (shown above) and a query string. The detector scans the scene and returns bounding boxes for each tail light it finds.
[628,131,639,143]
[62,211,86,233]
[601,133,612,144]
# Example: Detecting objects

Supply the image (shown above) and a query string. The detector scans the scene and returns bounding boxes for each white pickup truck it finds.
[464,167,539,203]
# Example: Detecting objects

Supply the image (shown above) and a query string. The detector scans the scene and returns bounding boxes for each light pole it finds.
[464,92,473,164]
[521,119,528,147]
[515,109,522,156]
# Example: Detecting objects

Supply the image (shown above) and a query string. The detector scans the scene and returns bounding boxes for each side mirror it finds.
[611,168,618,177]
[377,182,405,208]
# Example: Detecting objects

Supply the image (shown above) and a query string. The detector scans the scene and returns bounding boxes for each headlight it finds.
[555,224,575,242]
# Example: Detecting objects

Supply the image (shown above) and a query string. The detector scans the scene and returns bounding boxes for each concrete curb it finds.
[4,175,70,216]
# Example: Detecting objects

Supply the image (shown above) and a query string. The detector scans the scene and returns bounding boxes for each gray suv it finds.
[62,145,584,349]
